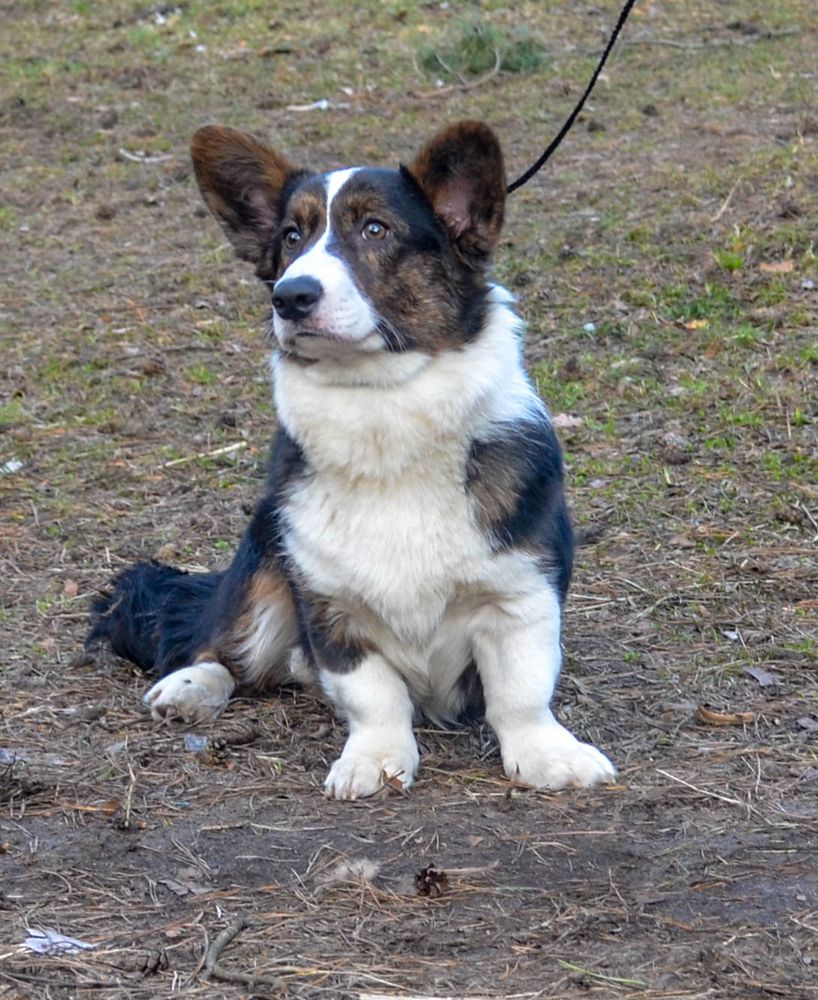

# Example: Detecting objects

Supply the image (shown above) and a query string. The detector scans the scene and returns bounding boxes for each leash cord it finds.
[506,0,638,194]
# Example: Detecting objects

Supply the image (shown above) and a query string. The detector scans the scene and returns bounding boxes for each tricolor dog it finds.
[87,120,615,798]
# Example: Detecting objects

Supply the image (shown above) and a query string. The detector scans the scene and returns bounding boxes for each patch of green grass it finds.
[531,361,585,412]
[731,324,765,349]
[0,206,17,231]
[719,406,762,428]
[660,281,738,324]
[783,637,817,657]
[417,15,546,81]
[187,363,218,385]
[0,399,26,425]
[713,248,744,273]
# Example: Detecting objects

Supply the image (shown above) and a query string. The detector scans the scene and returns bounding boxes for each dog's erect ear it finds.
[407,120,506,262]
[191,125,301,265]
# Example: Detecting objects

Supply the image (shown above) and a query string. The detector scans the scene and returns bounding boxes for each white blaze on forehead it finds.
[325,167,361,207]
[274,167,378,346]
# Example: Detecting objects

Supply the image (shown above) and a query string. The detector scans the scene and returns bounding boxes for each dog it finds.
[86,120,615,799]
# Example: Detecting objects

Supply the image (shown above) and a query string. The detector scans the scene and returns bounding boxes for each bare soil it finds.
[1,2,817,998]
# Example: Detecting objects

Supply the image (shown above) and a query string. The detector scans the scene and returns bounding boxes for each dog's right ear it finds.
[190,125,301,265]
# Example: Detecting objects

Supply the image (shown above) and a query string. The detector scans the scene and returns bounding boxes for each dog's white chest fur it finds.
[286,443,487,643]
[273,293,532,645]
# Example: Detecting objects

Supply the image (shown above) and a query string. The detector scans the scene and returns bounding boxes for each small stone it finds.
[662,430,693,465]
[99,108,119,129]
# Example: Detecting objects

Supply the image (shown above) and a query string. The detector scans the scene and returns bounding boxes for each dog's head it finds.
[190,121,506,362]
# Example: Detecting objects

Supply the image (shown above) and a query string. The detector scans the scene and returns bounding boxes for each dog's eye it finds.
[362,220,388,241]
[283,228,302,250]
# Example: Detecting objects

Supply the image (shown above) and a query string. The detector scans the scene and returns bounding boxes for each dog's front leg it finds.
[320,654,419,799]
[473,587,615,790]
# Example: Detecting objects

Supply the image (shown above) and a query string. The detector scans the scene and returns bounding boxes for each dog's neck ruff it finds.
[272,288,538,479]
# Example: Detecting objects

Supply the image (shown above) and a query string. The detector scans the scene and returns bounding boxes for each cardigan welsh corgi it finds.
[87,121,615,798]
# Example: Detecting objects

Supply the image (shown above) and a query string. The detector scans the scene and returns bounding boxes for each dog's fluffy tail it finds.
[86,562,222,676]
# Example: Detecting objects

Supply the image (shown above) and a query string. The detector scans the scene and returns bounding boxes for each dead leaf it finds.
[668,533,696,549]
[759,259,794,273]
[684,318,709,330]
[158,867,211,896]
[63,579,79,598]
[742,665,778,687]
[696,705,755,727]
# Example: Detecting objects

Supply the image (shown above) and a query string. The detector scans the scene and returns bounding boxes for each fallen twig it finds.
[204,913,283,989]
[164,441,247,467]
[711,176,743,222]
[656,768,743,806]
[117,148,174,164]
[416,47,502,99]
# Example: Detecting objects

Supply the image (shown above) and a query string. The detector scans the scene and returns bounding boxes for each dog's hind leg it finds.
[88,502,299,724]
[143,659,236,724]
[142,567,298,723]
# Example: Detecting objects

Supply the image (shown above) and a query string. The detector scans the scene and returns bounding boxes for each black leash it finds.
[507,0,637,194]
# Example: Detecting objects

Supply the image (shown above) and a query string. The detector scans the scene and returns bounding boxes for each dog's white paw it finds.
[324,735,419,800]
[499,722,616,790]
[143,662,235,723]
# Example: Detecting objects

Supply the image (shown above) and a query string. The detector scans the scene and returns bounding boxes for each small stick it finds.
[656,768,743,806]
[417,47,502,98]
[204,913,283,989]
[122,762,137,828]
[711,176,742,222]
[164,441,247,468]
[118,148,174,164]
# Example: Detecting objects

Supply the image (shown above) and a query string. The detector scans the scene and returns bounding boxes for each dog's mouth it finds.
[275,323,388,362]
[278,326,353,347]
[275,317,387,348]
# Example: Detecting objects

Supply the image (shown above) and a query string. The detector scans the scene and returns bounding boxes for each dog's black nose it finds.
[272,275,323,321]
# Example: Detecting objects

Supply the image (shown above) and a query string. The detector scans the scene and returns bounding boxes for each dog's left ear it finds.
[407,120,506,263]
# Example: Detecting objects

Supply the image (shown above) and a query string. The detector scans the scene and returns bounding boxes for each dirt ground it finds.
[1,1,817,997]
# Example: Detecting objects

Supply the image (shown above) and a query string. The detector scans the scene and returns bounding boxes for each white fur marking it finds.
[472,587,616,789]
[143,662,235,724]
[322,654,419,799]
[273,168,378,347]
[275,296,545,650]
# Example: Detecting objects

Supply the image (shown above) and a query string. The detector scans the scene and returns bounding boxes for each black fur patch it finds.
[87,562,223,676]
[86,427,308,681]
[466,416,574,600]
[455,660,486,722]
[293,589,372,675]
